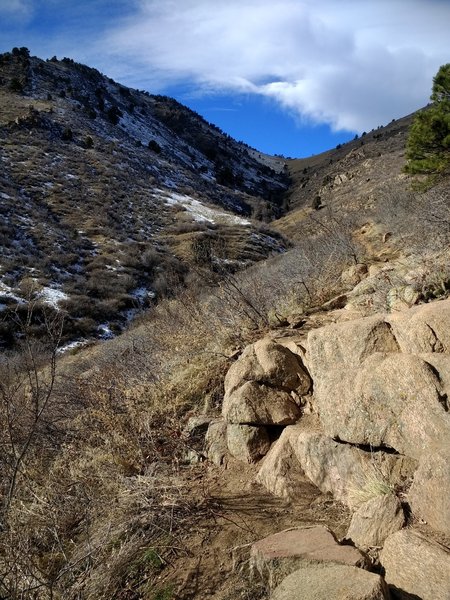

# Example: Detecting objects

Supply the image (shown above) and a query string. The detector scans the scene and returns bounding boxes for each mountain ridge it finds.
[0,49,290,346]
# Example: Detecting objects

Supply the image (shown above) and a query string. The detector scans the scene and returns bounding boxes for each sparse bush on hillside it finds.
[9,77,24,93]
[61,127,73,141]
[106,105,122,125]
[148,139,162,153]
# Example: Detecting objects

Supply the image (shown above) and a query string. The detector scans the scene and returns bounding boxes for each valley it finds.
[0,49,449,600]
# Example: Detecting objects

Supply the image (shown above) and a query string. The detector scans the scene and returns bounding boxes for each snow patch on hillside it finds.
[0,281,24,305]
[38,287,69,309]
[157,190,251,226]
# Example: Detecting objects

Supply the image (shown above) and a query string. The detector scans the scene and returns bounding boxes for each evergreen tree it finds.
[406,64,450,174]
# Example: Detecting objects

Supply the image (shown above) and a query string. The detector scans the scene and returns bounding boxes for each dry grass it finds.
[0,207,363,598]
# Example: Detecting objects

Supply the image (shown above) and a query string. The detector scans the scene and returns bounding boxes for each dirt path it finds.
[159,459,351,599]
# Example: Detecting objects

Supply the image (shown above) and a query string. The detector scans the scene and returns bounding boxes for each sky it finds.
[0,0,449,157]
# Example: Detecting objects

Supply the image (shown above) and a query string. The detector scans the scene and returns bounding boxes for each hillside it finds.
[1,49,450,600]
[0,49,288,347]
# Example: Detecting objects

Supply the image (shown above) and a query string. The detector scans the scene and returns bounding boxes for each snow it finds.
[56,339,89,355]
[97,323,114,339]
[157,189,251,226]
[38,286,69,309]
[131,286,156,302]
[0,281,24,304]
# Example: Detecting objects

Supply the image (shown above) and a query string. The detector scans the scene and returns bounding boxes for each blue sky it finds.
[1,0,449,158]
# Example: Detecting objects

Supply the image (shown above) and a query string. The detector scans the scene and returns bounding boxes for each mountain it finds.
[0,48,288,346]
[1,49,450,600]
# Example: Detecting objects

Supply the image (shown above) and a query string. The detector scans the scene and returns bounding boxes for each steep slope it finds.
[0,49,288,346]
[275,114,414,243]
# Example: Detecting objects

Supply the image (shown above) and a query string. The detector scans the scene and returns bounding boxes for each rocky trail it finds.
[171,256,450,600]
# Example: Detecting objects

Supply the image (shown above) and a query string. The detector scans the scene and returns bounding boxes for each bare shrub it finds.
[375,181,450,252]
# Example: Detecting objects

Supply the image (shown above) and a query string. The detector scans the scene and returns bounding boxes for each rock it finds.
[341,264,368,288]
[286,313,307,329]
[205,419,228,466]
[307,315,399,374]
[224,339,311,397]
[222,381,301,425]
[321,293,348,311]
[345,494,405,550]
[290,430,389,508]
[388,297,450,353]
[258,425,415,509]
[256,426,308,500]
[270,563,389,600]
[183,415,212,440]
[250,526,368,590]
[408,448,450,536]
[386,285,420,311]
[307,304,450,457]
[380,529,450,600]
[334,172,349,185]
[226,423,271,463]
[275,336,307,365]
[309,349,450,458]
[368,263,386,277]
[224,344,264,396]
[181,416,214,464]
[231,543,253,575]
[350,353,450,457]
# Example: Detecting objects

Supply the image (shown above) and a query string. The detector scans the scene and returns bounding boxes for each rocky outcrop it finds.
[306,313,450,456]
[312,351,450,458]
[380,529,450,600]
[217,296,450,600]
[270,564,389,600]
[222,339,311,462]
[388,298,450,353]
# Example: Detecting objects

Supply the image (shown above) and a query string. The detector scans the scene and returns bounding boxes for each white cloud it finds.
[0,0,33,18]
[92,0,450,131]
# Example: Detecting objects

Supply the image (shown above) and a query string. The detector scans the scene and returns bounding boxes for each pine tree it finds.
[405,64,450,174]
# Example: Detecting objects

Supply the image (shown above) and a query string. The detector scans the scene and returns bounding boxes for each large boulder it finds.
[408,448,450,536]
[256,425,309,500]
[226,423,270,463]
[380,529,450,600]
[257,425,414,509]
[224,338,311,397]
[308,345,450,458]
[222,381,301,425]
[307,316,399,375]
[250,526,368,590]
[205,419,228,466]
[345,494,405,550]
[387,297,450,353]
[270,563,389,600]
[348,353,450,457]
